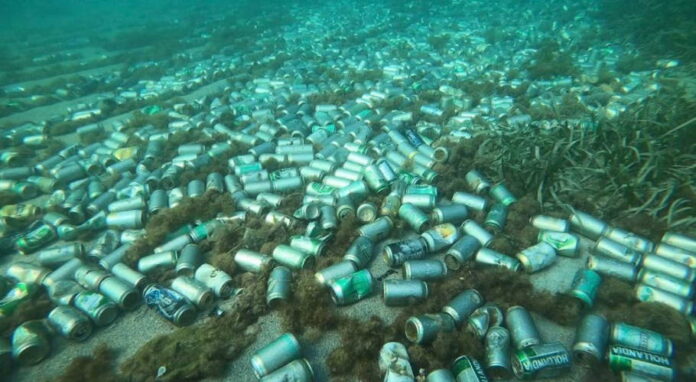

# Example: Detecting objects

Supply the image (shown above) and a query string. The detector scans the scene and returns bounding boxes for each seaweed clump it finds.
[0,292,53,336]
[55,344,123,382]
[526,39,578,80]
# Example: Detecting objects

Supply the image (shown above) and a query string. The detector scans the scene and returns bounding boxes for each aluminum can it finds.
[538,231,579,257]
[108,196,145,213]
[206,172,225,192]
[639,269,693,298]
[235,249,274,273]
[336,196,356,221]
[403,259,448,281]
[148,189,168,215]
[512,342,571,379]
[42,258,84,288]
[383,237,428,267]
[272,177,303,194]
[320,204,338,230]
[5,263,48,286]
[489,184,516,207]
[485,326,512,379]
[573,313,609,366]
[431,204,468,225]
[635,285,693,314]
[176,244,203,277]
[569,211,608,239]
[266,266,292,308]
[421,223,461,252]
[358,216,393,242]
[484,203,508,231]
[0,283,39,317]
[170,276,213,310]
[405,312,456,344]
[452,192,488,211]
[47,305,92,341]
[506,306,541,350]
[251,333,302,378]
[399,203,429,233]
[475,248,521,272]
[655,243,696,269]
[356,202,378,223]
[106,210,144,229]
[315,261,358,285]
[612,322,673,357]
[290,235,325,257]
[445,235,481,270]
[187,179,205,198]
[426,369,455,382]
[569,269,602,307]
[442,289,485,326]
[138,251,178,274]
[642,253,696,282]
[99,276,140,311]
[465,170,491,194]
[451,355,489,382]
[402,193,436,210]
[72,291,119,326]
[334,180,368,202]
[143,284,196,326]
[607,345,674,381]
[98,244,132,270]
[272,245,315,270]
[383,279,428,306]
[342,236,375,268]
[260,358,314,382]
[662,232,696,253]
[587,255,638,282]
[530,215,569,232]
[17,223,57,254]
[605,227,654,253]
[193,264,233,298]
[74,265,110,290]
[467,304,504,339]
[461,220,493,247]
[516,242,557,273]
[327,269,373,306]
[111,263,148,290]
[11,320,51,365]
[41,243,84,269]
[595,237,643,265]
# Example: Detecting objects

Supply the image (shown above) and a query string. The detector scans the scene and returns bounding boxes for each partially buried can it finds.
[251,333,302,378]
[511,342,571,379]
[47,305,92,342]
[451,355,489,382]
[260,358,314,382]
[143,284,196,326]
[327,269,373,306]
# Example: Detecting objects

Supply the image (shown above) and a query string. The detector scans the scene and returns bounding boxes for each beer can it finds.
[176,244,203,277]
[42,258,84,288]
[465,170,491,194]
[343,236,375,268]
[484,203,508,231]
[634,285,693,315]
[605,227,654,253]
[74,265,110,290]
[452,191,488,211]
[530,215,569,232]
[356,202,378,223]
[405,313,456,344]
[485,326,512,379]
[642,253,696,282]
[148,189,168,215]
[442,289,485,326]
[572,314,609,366]
[336,196,356,221]
[402,193,436,210]
[607,345,674,381]
[11,320,51,365]
[235,249,274,273]
[193,263,233,298]
[489,184,516,206]
[143,284,196,326]
[462,220,493,247]
[612,322,673,357]
[639,269,694,298]
[538,231,579,257]
[516,242,557,273]
[382,279,428,306]
[426,369,455,382]
[431,204,468,225]
[476,248,521,272]
[0,338,11,373]
[47,305,92,342]
[506,306,541,349]
[170,276,213,310]
[661,232,696,253]
[111,263,148,290]
[293,203,322,221]
[421,223,461,252]
[267,266,292,308]
[398,203,429,233]
[6,262,50,285]
[73,291,119,327]
[569,211,608,239]
[655,243,696,269]
[511,342,571,379]
[99,276,140,311]
[383,237,429,267]
[327,269,373,306]
[251,333,302,378]
[17,223,57,254]
[467,304,504,339]
[138,251,178,274]
[319,204,338,230]
[272,245,315,270]
[315,261,358,286]
[445,235,481,270]
[451,355,489,382]
[403,259,448,281]
[358,216,393,242]
[587,255,638,282]
[569,269,602,307]
[105,210,144,229]
[594,237,643,265]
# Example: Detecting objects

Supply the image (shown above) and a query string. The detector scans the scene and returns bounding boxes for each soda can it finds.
[143,284,196,326]
[108,196,146,213]
[0,282,39,317]
[106,210,144,229]
[383,237,429,267]
[465,170,491,194]
[267,266,292,308]
[635,285,693,315]
[74,265,110,290]
[403,259,448,281]
[235,249,274,273]
[356,202,378,223]
[260,358,314,382]
[358,216,393,242]
[336,196,356,221]
[405,312,456,344]
[569,211,608,239]
[363,164,389,194]
[516,242,557,273]
[484,203,508,231]
[655,243,696,269]
[462,220,493,247]
[319,205,338,230]
[421,223,461,252]
[73,291,119,327]
[593,238,641,266]
[11,320,51,365]
[99,276,140,311]
[605,227,654,253]
[257,193,284,208]
[445,235,481,270]
[452,192,488,211]
[489,184,516,206]
[111,263,148,290]
[293,203,322,221]
[193,263,233,298]
[382,279,428,306]
[334,180,369,203]
[442,289,485,326]
[572,314,609,366]
[451,355,489,382]
[16,223,57,254]
[87,230,120,262]
[170,276,214,310]
[431,204,468,225]
[642,253,696,282]
[273,245,315,270]
[176,244,203,277]
[530,215,569,232]
[399,203,429,233]
[661,232,696,253]
[485,326,512,379]
[272,177,303,194]
[138,251,178,274]
[607,345,674,381]
[512,342,571,379]
[6,262,50,285]
[538,231,579,257]
[340,236,374,268]
[476,248,521,272]
[206,172,225,193]
[639,269,694,298]
[327,269,373,306]
[467,304,504,339]
[290,235,326,257]
[47,305,92,342]
[506,306,541,350]
[42,258,84,288]
[569,269,602,307]
[612,322,673,358]
[315,261,357,286]
[426,369,455,382]
[251,333,302,378]
[147,189,168,215]
[587,255,638,282]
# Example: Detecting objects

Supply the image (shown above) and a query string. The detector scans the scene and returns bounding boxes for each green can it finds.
[327,269,373,306]
[398,171,422,185]
[16,223,57,254]
[538,231,579,257]
[451,355,489,382]
[569,269,602,307]
[608,345,674,381]
[611,323,673,358]
[484,203,508,231]
[0,283,39,318]
[512,342,571,379]
[489,184,517,206]
[235,162,263,176]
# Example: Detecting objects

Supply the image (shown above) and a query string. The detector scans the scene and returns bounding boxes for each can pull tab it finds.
[156,366,167,379]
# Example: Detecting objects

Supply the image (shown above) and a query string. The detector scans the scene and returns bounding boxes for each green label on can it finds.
[0,283,37,317]
[539,231,579,257]
[17,224,57,254]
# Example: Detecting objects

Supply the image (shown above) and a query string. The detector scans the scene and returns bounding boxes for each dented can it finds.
[530,215,569,232]
[538,231,579,257]
[327,269,373,306]
[476,248,521,272]
[194,264,234,298]
[72,291,119,327]
[485,326,513,380]
[573,313,609,367]
[594,237,642,265]
[47,305,92,342]
[462,220,493,247]
[587,255,638,282]
[272,245,315,270]
[343,236,375,268]
[138,251,178,274]
[399,203,429,233]
[11,320,51,365]
[516,242,557,273]
[143,284,196,326]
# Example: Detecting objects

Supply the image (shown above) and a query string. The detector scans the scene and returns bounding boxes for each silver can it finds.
[635,285,693,314]
[405,313,456,344]
[383,279,429,306]
[72,291,119,327]
[445,235,481,270]
[47,305,92,342]
[452,191,488,211]
[573,313,609,367]
[138,251,178,274]
[476,248,522,272]
[485,326,512,379]
[37,243,84,268]
[465,170,491,194]
[639,269,694,298]
[99,276,140,311]
[260,358,314,382]
[506,306,542,350]
[170,276,214,310]
[403,259,448,281]
[267,266,293,307]
[111,263,148,290]
[105,210,144,229]
[442,289,485,326]
[11,320,51,365]
[176,244,203,277]
[358,216,393,242]
[431,204,468,225]
[462,220,493,247]
[383,237,429,267]
[235,249,274,273]
[356,202,378,223]
[569,210,608,239]
[251,333,302,378]
[74,265,110,290]
[516,242,557,273]
[661,232,696,253]
[642,253,696,282]
[655,243,696,269]
[426,369,456,382]
[398,203,429,233]
[315,261,358,285]
[605,227,654,253]
[421,223,461,252]
[587,255,638,282]
[530,215,569,232]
